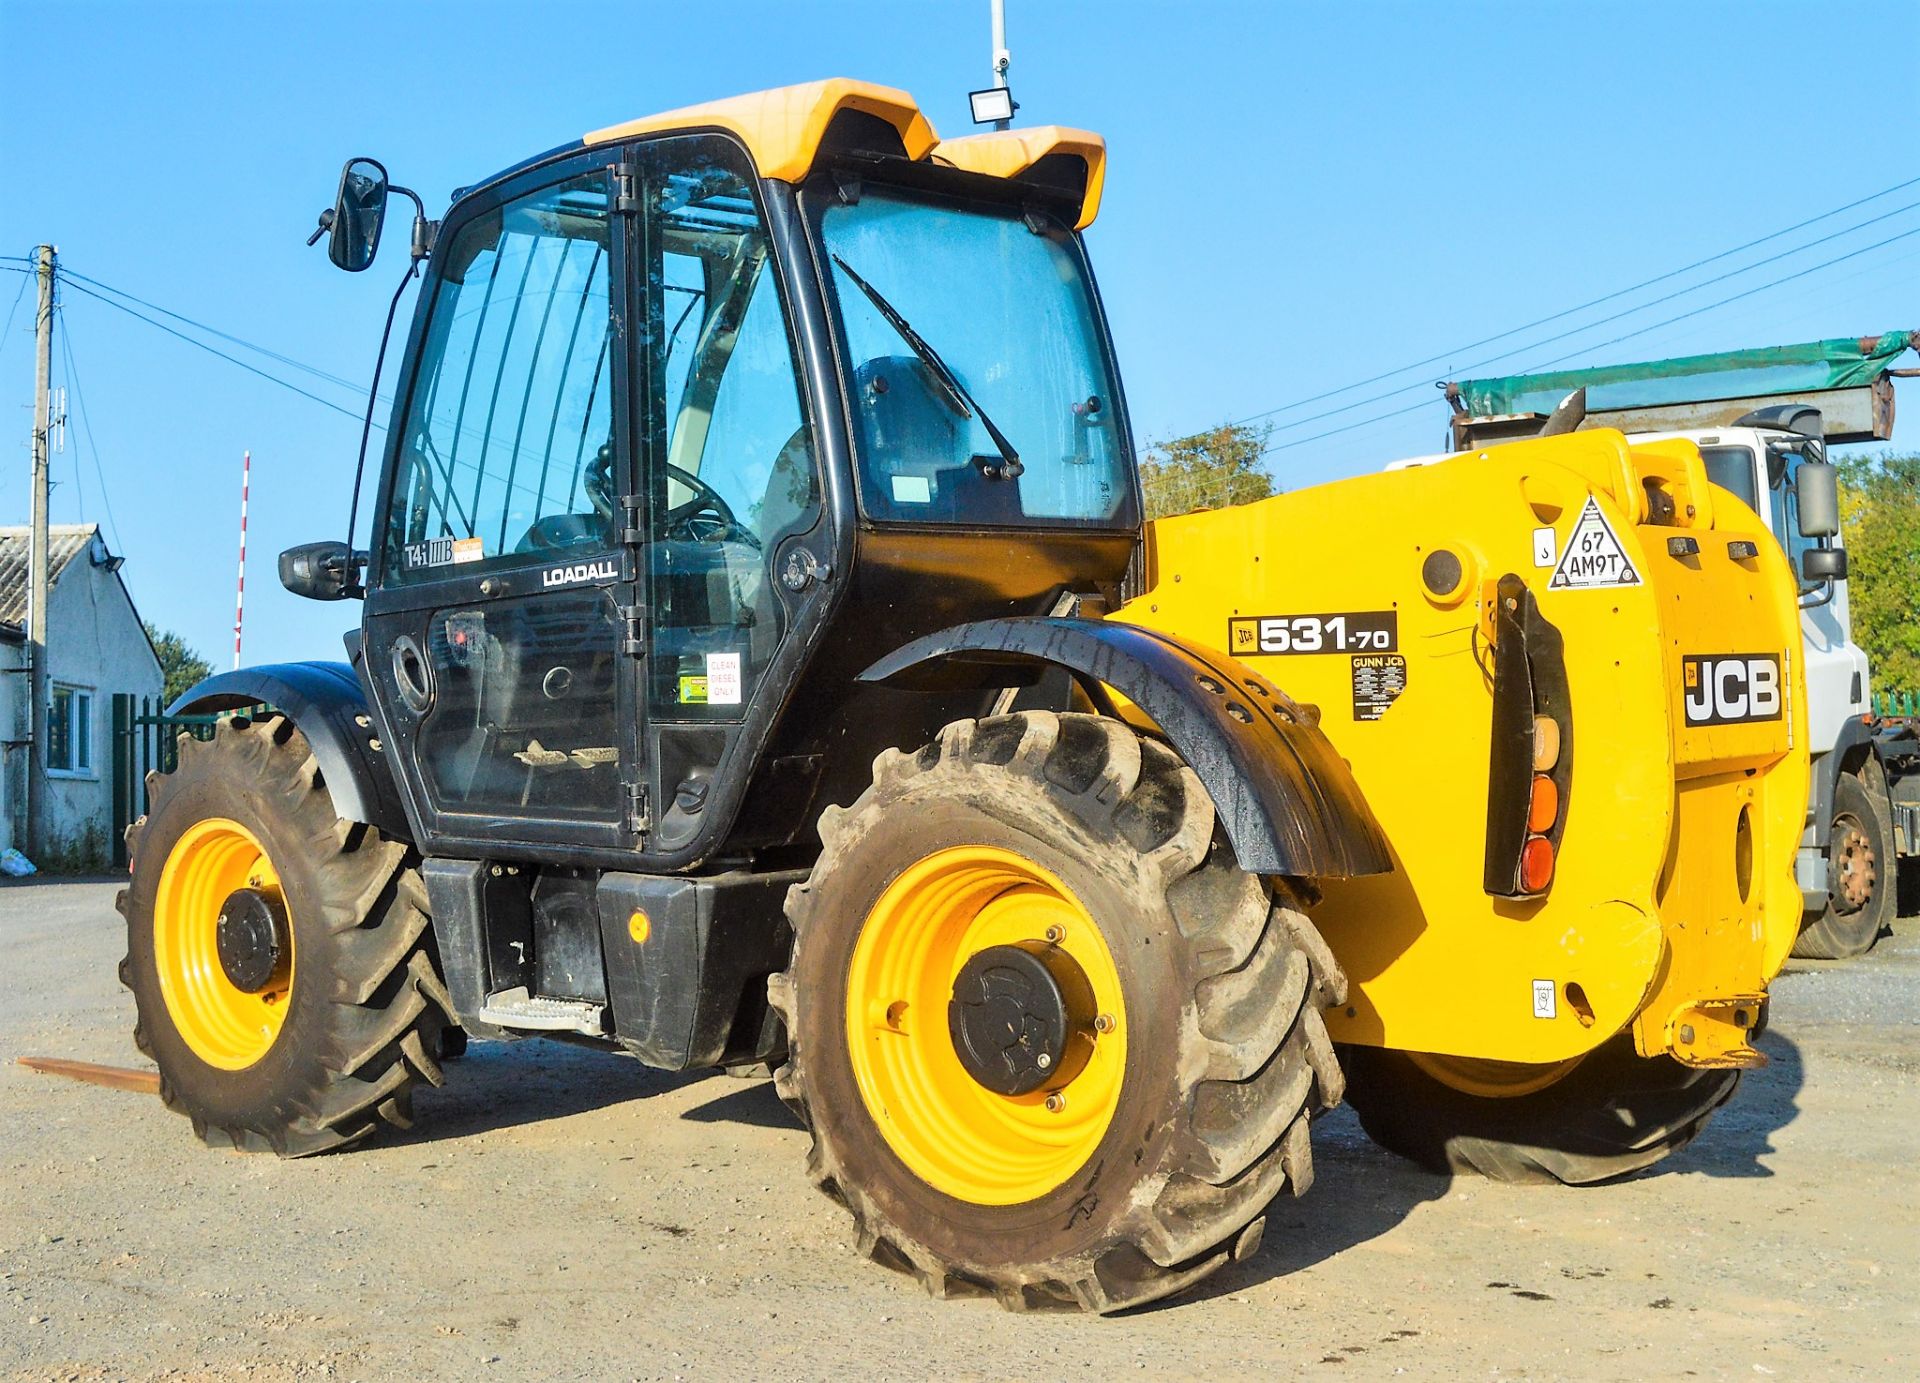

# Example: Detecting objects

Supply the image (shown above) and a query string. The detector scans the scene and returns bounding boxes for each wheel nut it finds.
[1036,1052,1052,1070]
[1093,1013,1115,1035]
[1044,1092,1067,1113]
[1043,924,1066,945]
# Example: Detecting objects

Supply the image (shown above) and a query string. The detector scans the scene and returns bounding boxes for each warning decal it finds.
[1351,654,1408,721]
[1547,496,1642,590]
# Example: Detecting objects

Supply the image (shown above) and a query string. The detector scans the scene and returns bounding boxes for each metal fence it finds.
[108,695,250,869]
[1874,690,1918,718]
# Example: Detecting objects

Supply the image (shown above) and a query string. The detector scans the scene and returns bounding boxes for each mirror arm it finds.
[1799,579,1837,611]
[389,184,437,263]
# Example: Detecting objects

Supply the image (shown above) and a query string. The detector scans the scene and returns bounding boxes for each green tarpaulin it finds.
[1455,331,1916,419]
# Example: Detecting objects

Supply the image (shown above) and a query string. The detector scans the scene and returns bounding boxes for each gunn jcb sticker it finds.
[1682,654,1782,726]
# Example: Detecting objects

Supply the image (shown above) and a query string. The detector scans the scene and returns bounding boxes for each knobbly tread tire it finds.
[1339,1039,1741,1186]
[1792,772,1895,960]
[117,712,456,1157]
[768,710,1346,1313]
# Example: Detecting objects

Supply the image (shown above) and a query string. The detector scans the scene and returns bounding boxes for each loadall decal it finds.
[1548,497,1641,590]
[1228,610,1398,656]
[542,558,619,588]
[1682,655,1783,726]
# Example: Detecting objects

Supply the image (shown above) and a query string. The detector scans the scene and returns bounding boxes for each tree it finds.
[1137,421,1277,520]
[1836,451,1920,697]
[145,624,213,706]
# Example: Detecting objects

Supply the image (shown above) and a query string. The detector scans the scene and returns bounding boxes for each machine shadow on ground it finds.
[405,1037,713,1142]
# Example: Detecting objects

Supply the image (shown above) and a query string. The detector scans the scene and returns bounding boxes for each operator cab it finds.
[290,81,1138,871]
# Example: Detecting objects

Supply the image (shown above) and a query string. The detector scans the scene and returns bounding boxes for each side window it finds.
[1767,448,1819,591]
[1698,445,1759,511]
[644,140,819,720]
[384,173,614,583]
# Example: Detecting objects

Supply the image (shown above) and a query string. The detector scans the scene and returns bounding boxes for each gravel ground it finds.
[2,876,1915,1381]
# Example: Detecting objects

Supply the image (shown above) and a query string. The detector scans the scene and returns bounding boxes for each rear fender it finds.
[860,617,1392,879]
[169,662,409,837]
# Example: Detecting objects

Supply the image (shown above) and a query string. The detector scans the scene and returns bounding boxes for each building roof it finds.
[0,524,106,634]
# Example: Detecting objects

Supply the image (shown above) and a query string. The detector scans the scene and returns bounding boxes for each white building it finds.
[0,524,164,870]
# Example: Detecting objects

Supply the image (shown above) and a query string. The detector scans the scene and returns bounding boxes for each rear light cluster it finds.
[1483,574,1573,900]
[1519,717,1563,891]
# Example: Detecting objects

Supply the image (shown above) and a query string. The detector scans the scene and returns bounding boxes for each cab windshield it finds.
[812,187,1134,528]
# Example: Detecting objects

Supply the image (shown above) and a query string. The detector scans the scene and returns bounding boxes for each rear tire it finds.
[1793,773,1894,960]
[118,713,456,1156]
[1340,1039,1740,1185]
[770,711,1346,1312]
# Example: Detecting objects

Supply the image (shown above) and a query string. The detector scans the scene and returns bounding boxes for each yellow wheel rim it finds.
[152,818,295,1070]
[845,845,1127,1207]
[1408,1050,1582,1099]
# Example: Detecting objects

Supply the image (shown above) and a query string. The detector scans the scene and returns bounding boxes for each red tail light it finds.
[1520,836,1556,892]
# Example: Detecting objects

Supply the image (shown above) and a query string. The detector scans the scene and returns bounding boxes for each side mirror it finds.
[325,158,389,272]
[1801,547,1847,581]
[279,541,363,601]
[1795,460,1840,538]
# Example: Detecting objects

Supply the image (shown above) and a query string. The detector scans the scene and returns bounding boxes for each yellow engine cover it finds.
[1117,430,1808,1065]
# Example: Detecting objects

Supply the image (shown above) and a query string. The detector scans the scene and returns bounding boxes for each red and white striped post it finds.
[234,448,250,670]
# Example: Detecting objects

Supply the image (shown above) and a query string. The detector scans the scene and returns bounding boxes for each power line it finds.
[1205,172,1920,437]
[1261,223,1920,458]
[1248,195,1920,441]
[57,313,124,552]
[59,276,373,424]
[58,266,378,399]
[0,266,30,349]
[1522,222,1920,371]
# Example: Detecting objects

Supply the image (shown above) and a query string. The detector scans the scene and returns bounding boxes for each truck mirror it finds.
[1795,460,1840,538]
[327,158,389,272]
[1801,546,1847,582]
[279,541,363,600]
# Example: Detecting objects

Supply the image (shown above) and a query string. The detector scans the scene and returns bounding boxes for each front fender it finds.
[860,617,1391,879]
[170,661,409,836]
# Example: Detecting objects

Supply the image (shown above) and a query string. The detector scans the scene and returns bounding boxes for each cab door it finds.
[362,159,644,851]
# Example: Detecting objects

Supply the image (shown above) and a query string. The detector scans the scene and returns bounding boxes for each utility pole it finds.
[989,0,1012,130]
[27,245,53,858]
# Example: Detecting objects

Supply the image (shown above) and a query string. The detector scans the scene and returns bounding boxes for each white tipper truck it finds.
[1421,335,1920,957]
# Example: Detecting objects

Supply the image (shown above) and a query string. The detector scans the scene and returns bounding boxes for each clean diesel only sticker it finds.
[1682,654,1783,726]
[1229,610,1397,657]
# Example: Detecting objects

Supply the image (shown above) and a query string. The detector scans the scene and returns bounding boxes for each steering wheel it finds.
[664,462,756,547]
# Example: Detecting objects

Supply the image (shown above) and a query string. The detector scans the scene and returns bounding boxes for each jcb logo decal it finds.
[1682,655,1782,726]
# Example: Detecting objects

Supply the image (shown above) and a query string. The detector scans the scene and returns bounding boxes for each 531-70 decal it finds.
[1682,654,1782,726]
[1229,610,1397,656]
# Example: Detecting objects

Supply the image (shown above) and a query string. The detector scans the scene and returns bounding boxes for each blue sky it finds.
[2,1,1916,669]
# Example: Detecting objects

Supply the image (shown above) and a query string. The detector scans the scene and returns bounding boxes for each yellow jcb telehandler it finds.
[118,81,1804,1312]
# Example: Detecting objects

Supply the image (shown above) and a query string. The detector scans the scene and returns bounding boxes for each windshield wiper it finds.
[831,254,1023,480]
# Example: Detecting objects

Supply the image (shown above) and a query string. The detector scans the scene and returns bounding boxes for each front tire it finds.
[1793,773,1894,960]
[118,713,456,1155]
[770,712,1345,1312]
[1340,1039,1740,1185]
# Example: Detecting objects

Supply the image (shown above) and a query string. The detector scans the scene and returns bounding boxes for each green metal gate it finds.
[109,695,248,868]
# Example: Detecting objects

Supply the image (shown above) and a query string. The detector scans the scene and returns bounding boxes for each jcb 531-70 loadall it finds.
[122,81,1806,1313]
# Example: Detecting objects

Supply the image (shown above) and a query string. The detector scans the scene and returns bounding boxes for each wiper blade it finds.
[831,255,1023,479]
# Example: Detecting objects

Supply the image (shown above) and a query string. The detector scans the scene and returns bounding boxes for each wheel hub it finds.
[215,887,289,994]
[1833,816,1876,913]
[948,942,1095,1095]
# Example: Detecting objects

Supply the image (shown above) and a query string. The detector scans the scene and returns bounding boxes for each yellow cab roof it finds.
[584,78,1106,229]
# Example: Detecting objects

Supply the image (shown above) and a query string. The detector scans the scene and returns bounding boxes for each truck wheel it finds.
[1339,1039,1739,1185]
[1793,774,1895,960]
[769,711,1345,1313]
[118,713,456,1156]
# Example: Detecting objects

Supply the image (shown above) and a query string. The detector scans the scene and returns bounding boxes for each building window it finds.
[49,684,94,776]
